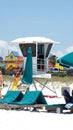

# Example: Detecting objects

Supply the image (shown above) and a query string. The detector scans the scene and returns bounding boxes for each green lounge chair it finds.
[0,90,23,109]
[6,91,47,110]
[45,103,65,113]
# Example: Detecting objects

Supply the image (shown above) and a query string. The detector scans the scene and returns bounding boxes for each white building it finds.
[11,37,58,74]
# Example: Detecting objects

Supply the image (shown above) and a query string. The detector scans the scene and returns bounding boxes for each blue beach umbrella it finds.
[57,52,73,67]
[61,52,73,67]
[22,47,33,84]
[57,58,70,68]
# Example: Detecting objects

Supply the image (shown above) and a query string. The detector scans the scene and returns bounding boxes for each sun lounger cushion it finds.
[0,91,23,104]
[45,104,65,108]
[9,91,47,105]
[45,103,65,113]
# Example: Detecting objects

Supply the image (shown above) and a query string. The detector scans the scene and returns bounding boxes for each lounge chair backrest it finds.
[19,91,47,105]
[0,91,23,103]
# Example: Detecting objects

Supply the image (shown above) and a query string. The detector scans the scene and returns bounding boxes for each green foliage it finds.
[58,71,67,77]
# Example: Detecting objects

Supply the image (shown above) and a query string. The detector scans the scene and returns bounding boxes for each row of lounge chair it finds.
[0,90,47,110]
[0,90,73,113]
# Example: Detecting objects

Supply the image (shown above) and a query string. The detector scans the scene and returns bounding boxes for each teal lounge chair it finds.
[0,90,23,109]
[6,91,47,110]
[45,103,65,113]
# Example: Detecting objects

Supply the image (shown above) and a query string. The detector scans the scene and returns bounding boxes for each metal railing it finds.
[37,58,47,71]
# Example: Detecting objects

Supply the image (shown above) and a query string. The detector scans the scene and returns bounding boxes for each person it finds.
[63,89,73,104]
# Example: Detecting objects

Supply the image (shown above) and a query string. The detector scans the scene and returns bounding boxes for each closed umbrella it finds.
[22,47,33,85]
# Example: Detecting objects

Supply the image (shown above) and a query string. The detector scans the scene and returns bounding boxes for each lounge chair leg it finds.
[29,107,39,112]
[70,109,73,113]
[56,108,62,114]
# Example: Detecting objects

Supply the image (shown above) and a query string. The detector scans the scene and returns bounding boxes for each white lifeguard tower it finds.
[12,37,57,74]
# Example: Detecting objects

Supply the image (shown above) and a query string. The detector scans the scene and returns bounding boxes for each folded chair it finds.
[5,91,47,110]
[0,90,23,109]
